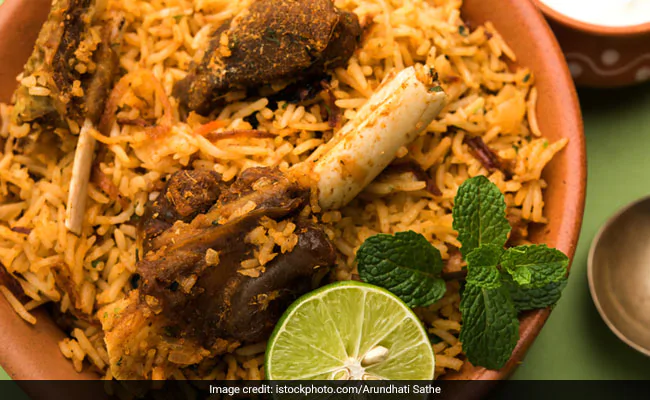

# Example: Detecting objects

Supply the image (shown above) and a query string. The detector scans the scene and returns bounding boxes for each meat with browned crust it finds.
[105,167,336,378]
[13,0,96,126]
[12,1,124,128]
[140,169,224,253]
[174,0,362,114]
[140,217,334,344]
[134,167,335,346]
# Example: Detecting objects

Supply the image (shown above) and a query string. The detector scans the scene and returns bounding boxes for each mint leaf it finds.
[506,275,568,311]
[461,245,518,370]
[453,176,510,257]
[459,282,519,370]
[465,244,503,288]
[501,245,568,287]
[356,231,446,307]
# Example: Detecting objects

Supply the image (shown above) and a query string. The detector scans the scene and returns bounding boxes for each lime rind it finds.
[265,281,435,381]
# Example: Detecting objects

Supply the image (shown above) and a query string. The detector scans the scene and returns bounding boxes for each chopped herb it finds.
[91,260,100,268]
[172,14,184,21]
[116,356,123,367]
[169,281,179,292]
[323,103,332,116]
[281,102,289,110]
[163,325,180,337]
[264,27,281,44]
[356,231,446,308]
[523,73,531,83]
[543,140,549,148]
[113,307,120,315]
[429,86,443,93]
[212,220,219,226]
[458,25,468,37]
[103,312,108,319]
[513,144,520,153]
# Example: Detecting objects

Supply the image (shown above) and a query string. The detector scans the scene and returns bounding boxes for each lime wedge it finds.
[265,281,435,380]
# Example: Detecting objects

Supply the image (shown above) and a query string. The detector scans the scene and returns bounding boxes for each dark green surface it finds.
[2,86,650,391]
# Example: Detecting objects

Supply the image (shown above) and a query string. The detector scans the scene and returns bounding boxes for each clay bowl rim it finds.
[0,0,586,391]
[532,0,650,37]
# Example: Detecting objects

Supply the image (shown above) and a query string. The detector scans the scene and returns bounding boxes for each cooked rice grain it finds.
[0,285,36,324]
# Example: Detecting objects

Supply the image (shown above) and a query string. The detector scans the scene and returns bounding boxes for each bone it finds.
[295,65,447,210]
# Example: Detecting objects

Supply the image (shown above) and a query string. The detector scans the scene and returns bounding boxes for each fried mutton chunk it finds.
[174,0,362,113]
[12,0,124,128]
[104,168,336,379]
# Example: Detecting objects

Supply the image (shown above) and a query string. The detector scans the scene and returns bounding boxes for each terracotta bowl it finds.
[533,0,650,88]
[0,0,585,394]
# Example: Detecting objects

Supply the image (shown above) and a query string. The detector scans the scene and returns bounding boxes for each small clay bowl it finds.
[588,196,650,357]
[533,0,650,88]
[0,0,586,395]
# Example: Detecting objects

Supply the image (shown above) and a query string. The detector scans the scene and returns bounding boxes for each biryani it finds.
[0,0,567,381]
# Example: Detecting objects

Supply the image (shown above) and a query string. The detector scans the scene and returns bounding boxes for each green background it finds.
[2,84,650,394]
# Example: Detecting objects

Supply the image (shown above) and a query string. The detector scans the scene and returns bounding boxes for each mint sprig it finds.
[352,175,570,371]
[454,176,569,370]
[356,231,447,308]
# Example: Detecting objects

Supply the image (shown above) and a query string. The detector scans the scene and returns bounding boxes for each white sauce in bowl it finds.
[540,0,650,27]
